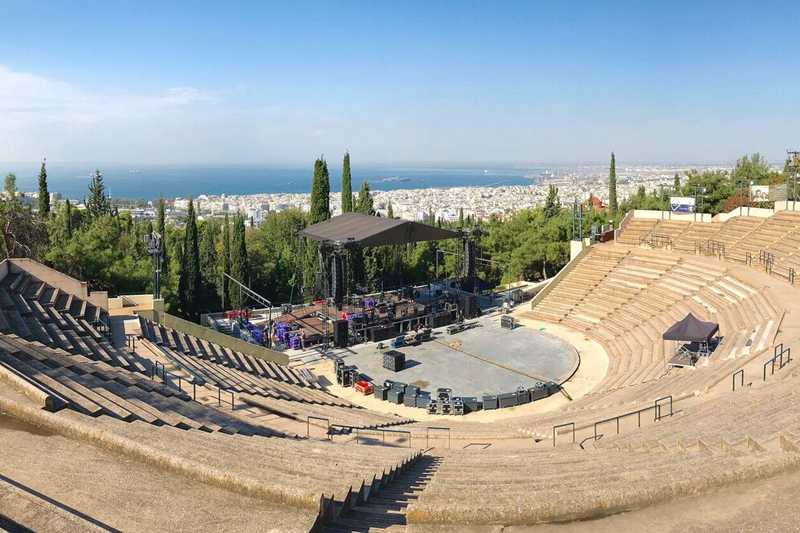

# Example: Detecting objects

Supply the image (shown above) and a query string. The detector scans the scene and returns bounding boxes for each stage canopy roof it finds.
[301,212,460,247]
[662,313,719,343]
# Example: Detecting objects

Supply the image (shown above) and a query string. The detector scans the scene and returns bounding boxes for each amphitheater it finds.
[3,204,800,532]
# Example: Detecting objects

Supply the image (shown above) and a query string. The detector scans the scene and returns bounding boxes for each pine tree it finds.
[178,199,201,320]
[309,157,331,224]
[341,151,353,213]
[387,201,394,219]
[608,152,618,214]
[221,213,231,309]
[37,159,50,216]
[64,200,73,239]
[229,213,249,309]
[356,181,374,215]
[87,170,110,218]
[674,173,681,193]
[4,173,17,200]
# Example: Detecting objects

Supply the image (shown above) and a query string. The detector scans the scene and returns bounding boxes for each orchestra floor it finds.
[339,314,579,398]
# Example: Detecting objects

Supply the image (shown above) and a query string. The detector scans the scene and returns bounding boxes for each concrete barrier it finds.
[139,309,289,366]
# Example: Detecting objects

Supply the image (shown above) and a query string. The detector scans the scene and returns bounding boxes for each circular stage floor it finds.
[341,316,579,398]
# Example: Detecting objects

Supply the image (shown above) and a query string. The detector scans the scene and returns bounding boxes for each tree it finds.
[733,153,771,185]
[543,185,560,221]
[4,173,17,200]
[64,200,73,239]
[458,207,464,228]
[0,201,48,259]
[37,159,50,216]
[309,157,331,224]
[155,197,169,278]
[608,152,618,214]
[674,173,681,193]
[87,170,110,218]
[199,220,219,310]
[387,201,395,219]
[177,199,201,320]
[341,151,353,213]
[229,213,249,309]
[221,213,231,308]
[356,181,375,215]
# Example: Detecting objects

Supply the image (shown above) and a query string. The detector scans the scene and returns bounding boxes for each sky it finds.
[1,1,799,167]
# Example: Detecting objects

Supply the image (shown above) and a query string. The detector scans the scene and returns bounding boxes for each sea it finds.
[0,163,545,201]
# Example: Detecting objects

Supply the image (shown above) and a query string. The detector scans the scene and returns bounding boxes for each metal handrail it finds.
[331,424,414,448]
[732,369,744,391]
[426,426,451,449]
[763,345,792,381]
[150,360,197,399]
[307,416,330,439]
[217,386,235,409]
[552,422,575,447]
[654,395,673,421]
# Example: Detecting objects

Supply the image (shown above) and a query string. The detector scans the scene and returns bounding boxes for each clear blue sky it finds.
[1,1,798,166]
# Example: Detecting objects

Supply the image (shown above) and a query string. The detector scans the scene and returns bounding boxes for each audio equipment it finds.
[333,319,349,348]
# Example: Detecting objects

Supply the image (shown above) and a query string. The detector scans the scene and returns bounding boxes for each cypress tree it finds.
[64,200,73,239]
[458,207,464,228]
[229,213,249,309]
[178,199,201,320]
[199,221,219,309]
[309,157,331,224]
[387,201,394,219]
[156,198,169,277]
[674,173,681,193]
[341,151,353,213]
[221,213,231,309]
[608,152,618,214]
[37,159,50,216]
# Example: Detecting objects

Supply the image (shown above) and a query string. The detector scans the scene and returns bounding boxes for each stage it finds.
[337,314,579,398]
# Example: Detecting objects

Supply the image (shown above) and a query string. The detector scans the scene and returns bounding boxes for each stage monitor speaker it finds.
[333,319,349,348]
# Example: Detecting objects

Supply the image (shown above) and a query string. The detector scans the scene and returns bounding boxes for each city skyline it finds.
[2,1,798,166]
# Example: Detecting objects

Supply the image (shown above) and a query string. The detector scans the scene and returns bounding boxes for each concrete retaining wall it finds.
[139,308,289,365]
[632,209,713,222]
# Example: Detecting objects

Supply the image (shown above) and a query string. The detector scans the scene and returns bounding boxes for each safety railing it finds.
[217,386,235,409]
[463,442,492,449]
[763,344,792,381]
[426,426,451,449]
[331,425,414,448]
[150,361,198,400]
[732,368,745,391]
[654,395,673,421]
[552,422,575,447]
[759,250,775,274]
[307,416,330,439]
[587,395,674,445]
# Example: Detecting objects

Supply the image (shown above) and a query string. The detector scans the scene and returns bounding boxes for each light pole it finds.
[144,231,162,300]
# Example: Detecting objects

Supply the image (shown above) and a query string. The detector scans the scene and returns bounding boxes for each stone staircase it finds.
[322,455,442,532]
